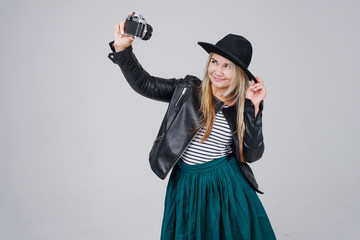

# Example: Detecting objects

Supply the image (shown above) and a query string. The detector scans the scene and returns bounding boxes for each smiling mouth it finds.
[214,77,225,82]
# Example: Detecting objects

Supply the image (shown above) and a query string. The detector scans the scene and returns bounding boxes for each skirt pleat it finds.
[160,155,276,240]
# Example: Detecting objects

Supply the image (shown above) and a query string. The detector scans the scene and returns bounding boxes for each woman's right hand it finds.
[113,20,135,52]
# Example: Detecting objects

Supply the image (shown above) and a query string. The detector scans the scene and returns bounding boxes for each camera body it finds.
[124,12,153,40]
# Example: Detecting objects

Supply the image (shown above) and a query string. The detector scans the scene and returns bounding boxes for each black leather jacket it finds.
[108,43,265,194]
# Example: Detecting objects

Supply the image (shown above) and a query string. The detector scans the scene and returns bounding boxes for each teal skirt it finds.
[160,155,276,240]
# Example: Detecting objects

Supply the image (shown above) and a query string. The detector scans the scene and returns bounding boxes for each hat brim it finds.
[198,41,256,83]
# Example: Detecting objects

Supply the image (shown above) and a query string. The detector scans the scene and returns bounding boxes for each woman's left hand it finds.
[245,76,266,118]
[245,76,266,106]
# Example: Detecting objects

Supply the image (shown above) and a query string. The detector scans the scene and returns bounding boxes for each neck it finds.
[212,86,234,106]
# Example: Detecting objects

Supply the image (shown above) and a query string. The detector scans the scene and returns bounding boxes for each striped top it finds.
[181,108,233,165]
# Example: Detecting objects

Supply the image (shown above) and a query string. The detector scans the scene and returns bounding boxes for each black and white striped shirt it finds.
[181,108,233,165]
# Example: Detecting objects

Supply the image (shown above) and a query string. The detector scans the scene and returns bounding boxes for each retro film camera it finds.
[124,12,153,40]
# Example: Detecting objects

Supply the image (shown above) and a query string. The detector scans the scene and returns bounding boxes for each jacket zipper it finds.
[155,133,164,141]
[169,103,225,171]
[175,87,187,107]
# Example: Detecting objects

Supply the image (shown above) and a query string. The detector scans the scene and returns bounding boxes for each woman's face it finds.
[207,53,234,94]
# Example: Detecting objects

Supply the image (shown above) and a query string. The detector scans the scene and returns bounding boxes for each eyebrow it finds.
[211,57,232,66]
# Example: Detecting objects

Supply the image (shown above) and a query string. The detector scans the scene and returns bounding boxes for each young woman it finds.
[108,21,276,240]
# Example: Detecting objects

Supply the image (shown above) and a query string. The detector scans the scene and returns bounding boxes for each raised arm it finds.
[108,22,178,102]
[243,76,267,163]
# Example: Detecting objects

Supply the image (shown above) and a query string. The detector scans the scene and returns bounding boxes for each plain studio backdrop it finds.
[1,0,359,239]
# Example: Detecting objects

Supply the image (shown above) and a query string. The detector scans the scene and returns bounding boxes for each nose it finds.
[214,65,224,77]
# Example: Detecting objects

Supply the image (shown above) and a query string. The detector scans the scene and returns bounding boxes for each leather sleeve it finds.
[243,98,265,163]
[108,41,178,103]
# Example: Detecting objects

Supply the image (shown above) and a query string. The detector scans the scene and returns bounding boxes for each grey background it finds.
[1,0,359,239]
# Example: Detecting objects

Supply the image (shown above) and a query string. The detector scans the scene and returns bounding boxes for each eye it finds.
[225,64,231,69]
[211,59,217,65]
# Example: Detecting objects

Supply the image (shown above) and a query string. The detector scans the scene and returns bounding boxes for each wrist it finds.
[245,98,260,107]
[114,44,126,52]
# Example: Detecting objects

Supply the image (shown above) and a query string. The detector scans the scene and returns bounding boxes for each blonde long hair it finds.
[198,53,250,163]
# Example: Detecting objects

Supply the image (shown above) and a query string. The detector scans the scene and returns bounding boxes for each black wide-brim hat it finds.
[198,34,256,82]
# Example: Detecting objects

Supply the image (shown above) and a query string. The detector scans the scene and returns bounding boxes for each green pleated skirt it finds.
[160,155,276,240]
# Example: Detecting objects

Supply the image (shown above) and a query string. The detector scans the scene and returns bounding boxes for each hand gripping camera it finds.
[124,12,153,40]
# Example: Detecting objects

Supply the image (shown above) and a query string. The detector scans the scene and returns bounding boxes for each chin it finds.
[212,80,230,90]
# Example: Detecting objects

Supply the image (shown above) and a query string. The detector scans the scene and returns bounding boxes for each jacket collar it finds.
[214,96,225,113]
